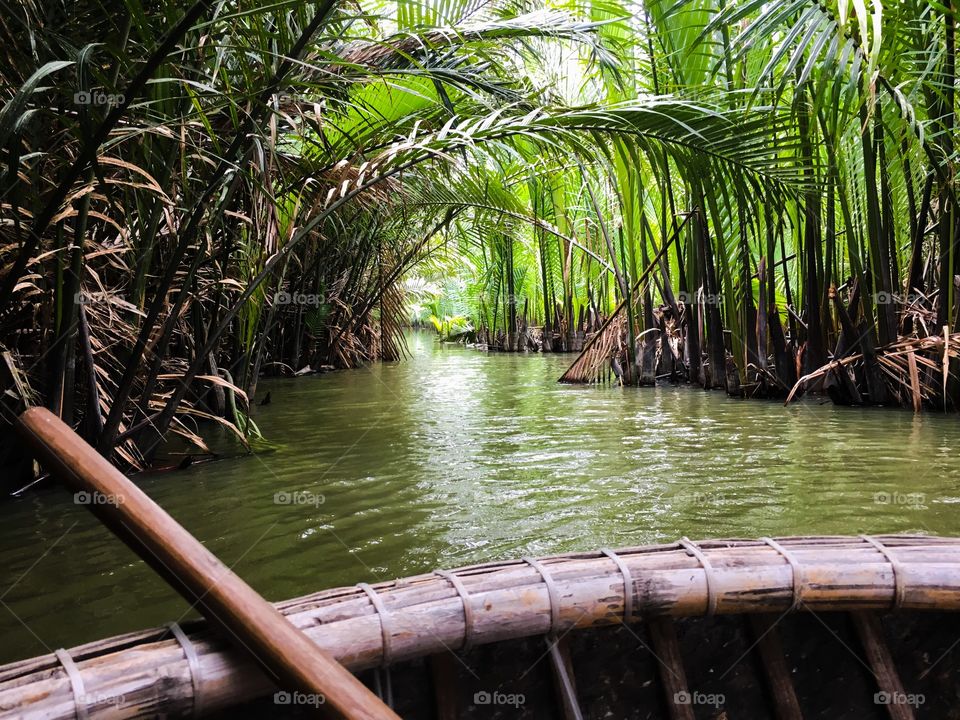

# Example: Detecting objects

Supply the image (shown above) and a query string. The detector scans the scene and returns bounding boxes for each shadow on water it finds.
[0,330,958,661]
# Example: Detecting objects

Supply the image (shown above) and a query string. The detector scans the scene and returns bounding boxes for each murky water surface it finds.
[1,333,957,662]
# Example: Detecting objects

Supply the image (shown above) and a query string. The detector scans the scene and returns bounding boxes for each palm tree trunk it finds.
[938,1,956,330]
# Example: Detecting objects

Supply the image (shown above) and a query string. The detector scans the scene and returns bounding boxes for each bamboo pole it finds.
[2,535,959,718]
[647,618,695,720]
[747,615,803,720]
[852,613,916,720]
[15,407,400,720]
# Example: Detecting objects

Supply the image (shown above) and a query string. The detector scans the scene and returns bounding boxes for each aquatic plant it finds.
[0,0,957,472]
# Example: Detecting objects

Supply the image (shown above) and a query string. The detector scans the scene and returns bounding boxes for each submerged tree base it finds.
[560,283,960,413]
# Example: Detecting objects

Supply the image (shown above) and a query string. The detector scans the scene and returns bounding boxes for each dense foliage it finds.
[1,0,957,470]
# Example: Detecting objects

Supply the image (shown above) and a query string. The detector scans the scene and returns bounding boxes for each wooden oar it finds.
[16,407,400,720]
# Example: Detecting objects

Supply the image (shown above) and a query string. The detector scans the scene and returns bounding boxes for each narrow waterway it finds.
[1,333,957,662]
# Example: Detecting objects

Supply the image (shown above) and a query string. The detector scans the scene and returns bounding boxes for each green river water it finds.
[0,332,957,663]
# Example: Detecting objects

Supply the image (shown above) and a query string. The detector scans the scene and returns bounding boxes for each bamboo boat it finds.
[2,534,959,719]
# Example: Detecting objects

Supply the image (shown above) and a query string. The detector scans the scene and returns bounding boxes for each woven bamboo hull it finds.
[2,535,959,719]
[230,611,960,720]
